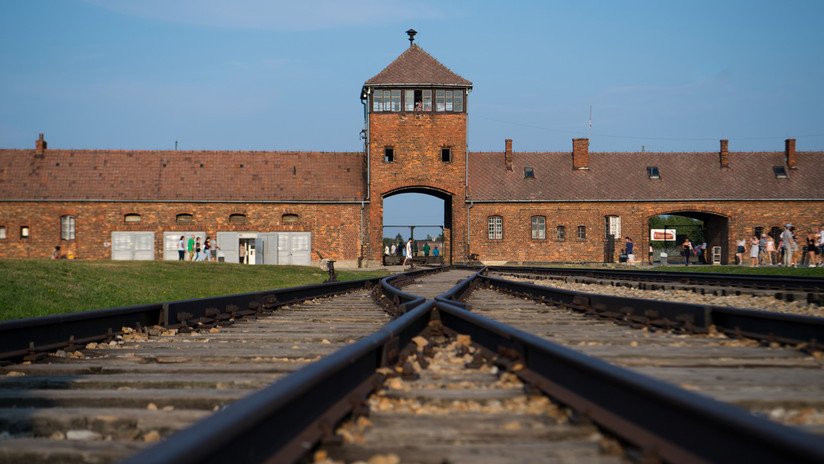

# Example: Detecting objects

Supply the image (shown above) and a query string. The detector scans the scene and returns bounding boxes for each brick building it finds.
[1,38,822,266]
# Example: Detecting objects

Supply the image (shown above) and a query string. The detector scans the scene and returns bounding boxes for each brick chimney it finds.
[35,133,47,156]
[504,139,513,171]
[719,139,729,168]
[572,138,589,170]
[785,138,797,169]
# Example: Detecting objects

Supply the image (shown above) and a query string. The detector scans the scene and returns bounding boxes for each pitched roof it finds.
[468,151,824,201]
[0,150,365,202]
[365,44,472,88]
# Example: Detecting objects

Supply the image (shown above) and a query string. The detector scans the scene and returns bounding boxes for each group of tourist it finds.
[384,239,441,266]
[177,235,220,262]
[736,223,824,267]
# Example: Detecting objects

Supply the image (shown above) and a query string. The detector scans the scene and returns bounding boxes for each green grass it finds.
[0,260,388,321]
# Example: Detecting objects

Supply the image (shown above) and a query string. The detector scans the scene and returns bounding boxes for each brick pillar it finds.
[719,139,729,168]
[504,139,513,171]
[572,138,589,170]
[35,133,47,155]
[785,138,797,169]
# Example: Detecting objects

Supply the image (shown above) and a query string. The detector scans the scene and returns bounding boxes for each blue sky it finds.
[2,1,823,239]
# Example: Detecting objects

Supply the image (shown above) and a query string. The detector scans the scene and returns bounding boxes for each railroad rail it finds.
[2,266,824,463]
[489,265,824,305]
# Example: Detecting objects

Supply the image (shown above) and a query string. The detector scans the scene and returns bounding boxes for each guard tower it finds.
[361,31,473,265]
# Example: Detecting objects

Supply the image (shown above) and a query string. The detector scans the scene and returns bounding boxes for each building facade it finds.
[1,41,822,266]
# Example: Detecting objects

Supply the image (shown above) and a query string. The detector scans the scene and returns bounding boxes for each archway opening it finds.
[382,189,451,265]
[648,212,729,265]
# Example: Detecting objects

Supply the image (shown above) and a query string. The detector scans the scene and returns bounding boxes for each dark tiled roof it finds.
[0,150,365,202]
[468,151,824,201]
[365,44,472,87]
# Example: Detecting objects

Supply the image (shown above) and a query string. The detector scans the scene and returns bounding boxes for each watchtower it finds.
[361,32,473,265]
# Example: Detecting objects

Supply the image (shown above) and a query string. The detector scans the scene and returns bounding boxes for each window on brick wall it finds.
[124,213,142,223]
[176,213,193,225]
[577,225,587,240]
[373,89,401,112]
[487,216,503,240]
[435,89,464,112]
[556,225,566,241]
[21,226,29,238]
[229,214,248,225]
[384,147,395,163]
[0,226,6,239]
[282,214,299,223]
[441,147,452,163]
[61,215,76,240]
[531,216,546,239]
[403,89,433,112]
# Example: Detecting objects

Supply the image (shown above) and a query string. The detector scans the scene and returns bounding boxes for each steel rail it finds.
[478,274,824,348]
[0,276,383,363]
[434,298,824,464]
[489,265,824,293]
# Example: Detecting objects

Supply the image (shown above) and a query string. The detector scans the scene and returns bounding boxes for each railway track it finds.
[0,273,428,464]
[2,266,824,463]
[488,266,824,306]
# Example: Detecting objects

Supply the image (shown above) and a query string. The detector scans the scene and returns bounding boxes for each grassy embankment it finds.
[0,260,388,321]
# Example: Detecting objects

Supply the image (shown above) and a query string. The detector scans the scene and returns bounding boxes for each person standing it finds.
[433,246,440,257]
[749,235,760,267]
[239,241,246,264]
[212,239,221,262]
[177,236,186,261]
[187,235,195,261]
[681,238,693,266]
[194,237,202,262]
[780,224,795,267]
[624,237,634,263]
[203,236,211,262]
[403,238,413,266]
[766,235,776,265]
[735,238,746,265]
[423,242,431,257]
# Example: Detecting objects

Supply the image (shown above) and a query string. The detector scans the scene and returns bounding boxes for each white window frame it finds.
[487,216,503,240]
[61,215,76,240]
[531,216,546,240]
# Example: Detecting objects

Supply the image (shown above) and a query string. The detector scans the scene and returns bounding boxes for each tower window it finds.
[373,89,401,112]
[384,147,394,163]
[441,148,452,163]
[435,89,464,112]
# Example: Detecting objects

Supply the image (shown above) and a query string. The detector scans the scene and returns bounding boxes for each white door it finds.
[258,232,279,265]
[278,232,311,265]
[111,232,155,261]
[217,232,239,263]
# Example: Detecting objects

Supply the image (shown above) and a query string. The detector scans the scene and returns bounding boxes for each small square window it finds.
[384,147,394,163]
[21,226,30,238]
[577,225,587,240]
[647,166,660,179]
[0,226,6,239]
[441,148,452,163]
[773,166,788,178]
[524,167,535,178]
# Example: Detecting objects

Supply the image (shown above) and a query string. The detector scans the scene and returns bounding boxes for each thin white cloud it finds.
[82,0,443,30]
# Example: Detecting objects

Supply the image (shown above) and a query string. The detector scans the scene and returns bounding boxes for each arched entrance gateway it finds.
[647,211,730,265]
[381,187,453,265]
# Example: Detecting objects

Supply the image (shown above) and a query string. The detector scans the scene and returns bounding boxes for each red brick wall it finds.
[468,201,824,264]
[367,112,468,264]
[0,202,363,264]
